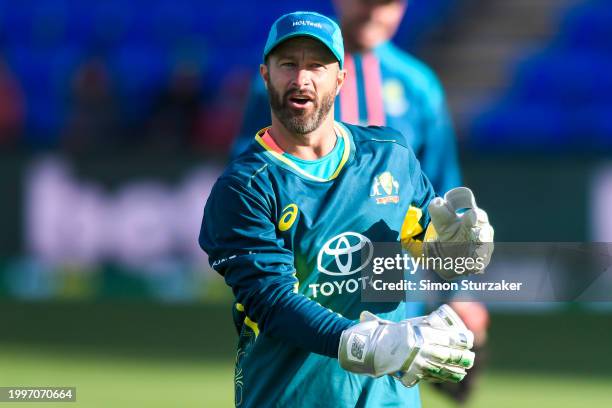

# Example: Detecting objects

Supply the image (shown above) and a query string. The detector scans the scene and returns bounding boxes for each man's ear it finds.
[260,64,269,90]
[336,68,347,96]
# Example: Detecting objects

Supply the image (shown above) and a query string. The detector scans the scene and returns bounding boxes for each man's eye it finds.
[281,62,296,68]
[310,62,326,71]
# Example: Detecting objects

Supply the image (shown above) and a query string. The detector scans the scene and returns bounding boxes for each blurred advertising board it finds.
[0,154,609,308]
[1,154,228,302]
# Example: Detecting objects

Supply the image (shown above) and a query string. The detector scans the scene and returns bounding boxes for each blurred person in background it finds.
[62,57,121,153]
[231,0,489,402]
[193,70,251,153]
[147,62,201,151]
[0,59,25,149]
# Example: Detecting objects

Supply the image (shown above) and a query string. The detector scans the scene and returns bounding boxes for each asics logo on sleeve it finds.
[278,203,299,231]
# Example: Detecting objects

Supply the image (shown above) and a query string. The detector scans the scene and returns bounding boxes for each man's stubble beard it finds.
[267,80,336,135]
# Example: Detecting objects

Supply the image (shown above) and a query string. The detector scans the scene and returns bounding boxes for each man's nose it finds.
[291,68,312,88]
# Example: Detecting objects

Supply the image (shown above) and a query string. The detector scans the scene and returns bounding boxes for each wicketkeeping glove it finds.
[338,304,475,387]
[425,187,494,279]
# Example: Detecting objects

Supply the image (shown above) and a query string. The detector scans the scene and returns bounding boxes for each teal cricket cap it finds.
[263,11,344,68]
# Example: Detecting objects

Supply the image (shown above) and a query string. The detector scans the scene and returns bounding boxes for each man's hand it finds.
[431,302,490,403]
[449,301,489,346]
[425,187,494,279]
[338,305,475,387]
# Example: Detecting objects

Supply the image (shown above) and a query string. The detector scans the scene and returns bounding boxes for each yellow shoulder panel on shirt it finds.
[400,206,425,258]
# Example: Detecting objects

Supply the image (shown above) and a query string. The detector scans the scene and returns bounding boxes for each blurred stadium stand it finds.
[468,0,612,150]
[0,0,459,150]
[1,0,610,151]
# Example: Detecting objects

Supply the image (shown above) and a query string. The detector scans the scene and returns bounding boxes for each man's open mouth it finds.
[287,94,315,108]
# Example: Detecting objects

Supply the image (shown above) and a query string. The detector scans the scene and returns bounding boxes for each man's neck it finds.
[268,115,337,160]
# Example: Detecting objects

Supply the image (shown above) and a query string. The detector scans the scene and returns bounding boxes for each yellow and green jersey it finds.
[200,122,435,407]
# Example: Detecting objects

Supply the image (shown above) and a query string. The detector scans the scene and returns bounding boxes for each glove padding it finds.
[338,305,475,387]
[426,187,494,279]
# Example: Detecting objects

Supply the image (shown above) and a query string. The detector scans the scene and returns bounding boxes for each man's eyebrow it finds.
[274,51,296,60]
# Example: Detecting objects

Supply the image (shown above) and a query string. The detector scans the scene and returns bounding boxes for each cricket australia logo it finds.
[370,171,400,204]
[317,232,373,276]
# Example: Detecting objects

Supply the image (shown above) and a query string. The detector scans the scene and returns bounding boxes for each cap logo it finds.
[292,20,323,29]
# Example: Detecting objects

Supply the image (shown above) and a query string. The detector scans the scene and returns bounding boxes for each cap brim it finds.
[264,32,343,67]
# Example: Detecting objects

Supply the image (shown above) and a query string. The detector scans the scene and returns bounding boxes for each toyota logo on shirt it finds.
[317,232,373,276]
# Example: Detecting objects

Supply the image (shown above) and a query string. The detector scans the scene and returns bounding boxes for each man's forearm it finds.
[237,283,354,357]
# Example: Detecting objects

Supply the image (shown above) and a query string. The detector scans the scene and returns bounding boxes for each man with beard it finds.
[232,2,491,403]
[200,11,494,408]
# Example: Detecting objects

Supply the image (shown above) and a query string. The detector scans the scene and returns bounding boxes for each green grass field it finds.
[1,345,610,408]
[1,302,611,407]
